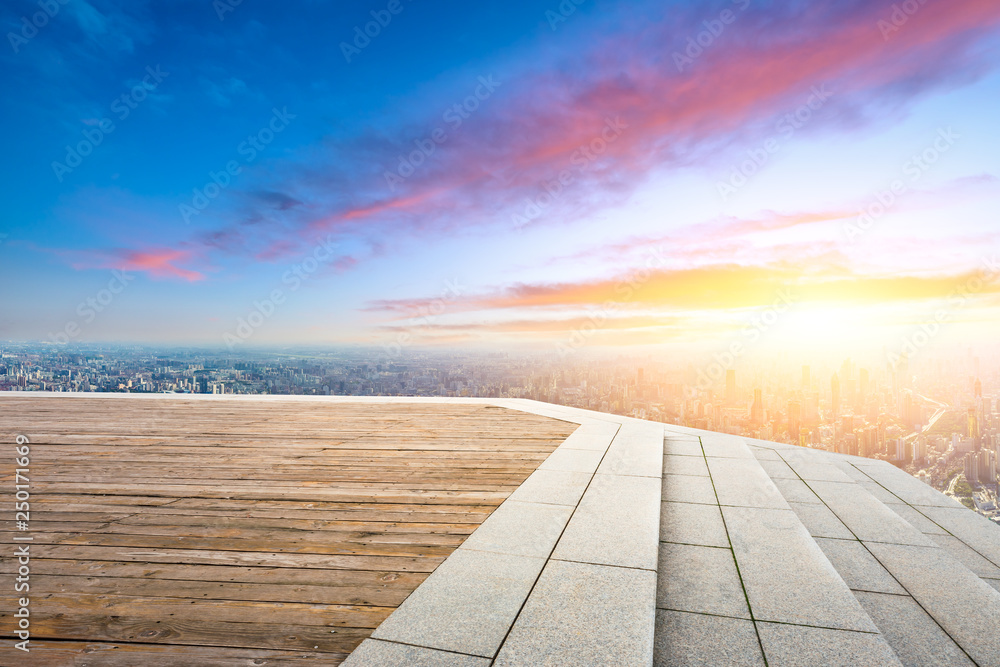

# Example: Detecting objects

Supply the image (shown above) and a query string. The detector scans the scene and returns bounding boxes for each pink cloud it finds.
[70,248,206,282]
[93,0,1000,269]
[119,249,205,281]
[288,0,1000,242]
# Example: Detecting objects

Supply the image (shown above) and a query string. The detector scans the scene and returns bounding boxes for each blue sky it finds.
[1,0,999,359]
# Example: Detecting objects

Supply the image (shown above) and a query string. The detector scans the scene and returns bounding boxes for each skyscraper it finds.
[787,400,801,442]
[750,388,764,426]
[831,373,841,418]
[969,407,980,451]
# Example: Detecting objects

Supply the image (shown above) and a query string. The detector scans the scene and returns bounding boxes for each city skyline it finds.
[2,0,999,358]
[7,340,997,511]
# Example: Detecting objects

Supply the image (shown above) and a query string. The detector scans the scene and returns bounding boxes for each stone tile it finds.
[986,578,1000,594]
[831,460,872,482]
[809,481,935,547]
[371,549,544,657]
[855,463,963,508]
[558,421,619,451]
[780,458,856,483]
[491,399,583,423]
[789,502,854,540]
[343,640,491,667]
[597,422,664,477]
[859,480,904,505]
[664,438,703,457]
[553,473,660,570]
[929,533,1000,578]
[919,506,1000,566]
[657,542,750,619]
[459,500,572,559]
[889,503,948,535]
[494,560,655,667]
[663,426,703,440]
[745,436,797,451]
[758,458,799,479]
[814,538,905,594]
[751,446,782,461]
[653,610,765,667]
[507,469,591,507]
[773,477,821,503]
[757,622,902,667]
[722,506,877,632]
[707,457,790,510]
[855,591,975,667]
[701,434,755,459]
[663,453,710,477]
[660,501,730,548]
[866,542,1000,666]
[537,446,604,474]
[662,473,718,505]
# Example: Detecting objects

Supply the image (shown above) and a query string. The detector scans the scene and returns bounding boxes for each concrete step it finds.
[756,445,1000,666]
[658,431,901,666]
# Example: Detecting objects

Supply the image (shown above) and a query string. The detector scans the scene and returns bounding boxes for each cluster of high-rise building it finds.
[700,357,998,517]
[2,343,996,514]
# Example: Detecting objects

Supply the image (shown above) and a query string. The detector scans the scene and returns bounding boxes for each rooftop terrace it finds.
[3,394,1000,666]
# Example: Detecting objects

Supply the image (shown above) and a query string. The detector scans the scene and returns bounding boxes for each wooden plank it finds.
[4,543,445,571]
[2,641,342,667]
[0,397,576,665]
[0,593,394,628]
[3,613,370,653]
[26,573,421,606]
[0,531,463,557]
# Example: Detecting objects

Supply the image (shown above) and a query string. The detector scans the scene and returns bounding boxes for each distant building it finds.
[750,388,764,426]
[831,373,841,418]
[891,438,905,462]
[725,370,737,405]
[968,407,980,449]
[787,400,801,441]
[965,454,979,487]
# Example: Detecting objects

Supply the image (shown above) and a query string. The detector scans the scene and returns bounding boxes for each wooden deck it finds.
[0,396,577,666]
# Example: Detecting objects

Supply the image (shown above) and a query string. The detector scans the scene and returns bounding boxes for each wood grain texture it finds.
[0,397,576,665]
